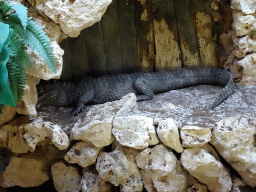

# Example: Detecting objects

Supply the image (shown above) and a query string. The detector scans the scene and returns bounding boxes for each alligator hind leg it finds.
[72,91,94,116]
[134,78,154,101]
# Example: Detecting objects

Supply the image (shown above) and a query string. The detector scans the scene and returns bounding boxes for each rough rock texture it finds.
[233,10,256,37]
[26,41,64,81]
[0,157,49,188]
[51,161,81,192]
[113,115,159,149]
[231,0,256,14]
[23,118,70,151]
[180,125,212,148]
[32,0,112,37]
[156,118,183,153]
[27,5,64,43]
[70,93,136,147]
[235,54,256,85]
[187,183,208,192]
[81,166,112,192]
[232,4,256,85]
[16,75,38,117]
[0,106,16,127]
[180,147,232,192]
[26,7,64,80]
[211,117,256,187]
[96,147,143,192]
[64,141,102,167]
[234,35,256,58]
[122,85,256,128]
[136,144,188,192]
[0,116,69,154]
[0,144,65,188]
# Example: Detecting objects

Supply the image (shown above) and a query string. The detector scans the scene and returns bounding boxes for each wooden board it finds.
[101,0,123,74]
[117,0,139,73]
[68,29,90,78]
[174,0,200,67]
[190,0,217,67]
[84,22,107,75]
[151,0,182,71]
[59,38,71,79]
[134,0,154,72]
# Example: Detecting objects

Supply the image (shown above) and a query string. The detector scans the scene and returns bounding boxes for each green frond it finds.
[7,30,27,103]
[9,3,28,30]
[6,46,26,103]
[0,1,11,21]
[5,14,56,73]
[0,22,16,106]
[9,28,32,68]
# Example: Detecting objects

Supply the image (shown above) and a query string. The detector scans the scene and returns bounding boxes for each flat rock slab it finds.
[135,85,256,127]
[36,85,256,132]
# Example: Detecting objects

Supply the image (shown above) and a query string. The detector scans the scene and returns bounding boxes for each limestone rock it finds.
[22,118,70,151]
[180,125,212,148]
[35,0,112,37]
[113,115,159,149]
[64,141,102,167]
[234,35,256,58]
[156,118,183,153]
[233,10,256,37]
[71,93,137,147]
[26,41,64,80]
[96,147,143,192]
[0,105,16,127]
[0,157,49,187]
[16,75,38,117]
[136,144,188,192]
[27,4,63,43]
[1,117,31,154]
[235,53,256,85]
[81,166,112,192]
[25,5,64,80]
[211,117,256,187]
[187,183,208,192]
[180,148,232,192]
[231,0,256,14]
[0,116,69,154]
[51,161,81,192]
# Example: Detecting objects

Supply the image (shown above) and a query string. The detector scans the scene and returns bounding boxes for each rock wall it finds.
[0,0,256,191]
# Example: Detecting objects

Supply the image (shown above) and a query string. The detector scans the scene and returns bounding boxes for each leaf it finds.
[9,3,28,30]
[0,1,11,22]
[0,22,16,106]
[6,14,56,73]
[7,31,27,103]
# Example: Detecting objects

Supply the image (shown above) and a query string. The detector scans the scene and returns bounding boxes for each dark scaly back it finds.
[148,67,235,109]
[37,80,78,107]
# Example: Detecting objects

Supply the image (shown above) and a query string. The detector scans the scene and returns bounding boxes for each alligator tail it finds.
[208,78,237,110]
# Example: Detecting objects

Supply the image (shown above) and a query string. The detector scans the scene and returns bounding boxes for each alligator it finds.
[37,67,237,116]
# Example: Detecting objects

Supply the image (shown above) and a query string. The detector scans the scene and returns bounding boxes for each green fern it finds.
[7,30,27,103]
[6,14,56,73]
[9,3,28,29]
[0,22,16,107]
[0,1,56,113]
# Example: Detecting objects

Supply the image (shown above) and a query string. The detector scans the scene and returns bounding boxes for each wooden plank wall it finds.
[60,0,218,79]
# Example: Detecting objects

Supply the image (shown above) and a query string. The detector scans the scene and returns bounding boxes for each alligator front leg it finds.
[134,78,154,101]
[72,91,94,116]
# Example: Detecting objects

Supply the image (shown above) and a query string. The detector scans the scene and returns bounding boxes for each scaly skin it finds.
[37,68,236,116]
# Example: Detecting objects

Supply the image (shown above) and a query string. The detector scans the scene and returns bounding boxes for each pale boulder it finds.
[156,118,183,153]
[180,148,232,192]
[64,141,102,167]
[180,125,212,148]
